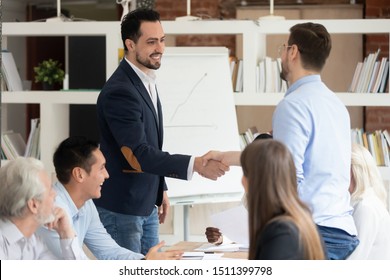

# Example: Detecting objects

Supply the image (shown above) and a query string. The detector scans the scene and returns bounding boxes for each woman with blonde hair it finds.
[347,143,390,259]
[240,139,325,259]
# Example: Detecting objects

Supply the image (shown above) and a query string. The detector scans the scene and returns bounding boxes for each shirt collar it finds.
[54,181,83,220]
[0,218,25,245]
[285,74,321,97]
[125,57,156,84]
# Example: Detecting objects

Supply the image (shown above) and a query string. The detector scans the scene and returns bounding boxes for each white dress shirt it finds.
[348,188,390,259]
[0,219,82,260]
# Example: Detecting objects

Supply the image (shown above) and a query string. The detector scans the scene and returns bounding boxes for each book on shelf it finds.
[379,60,389,93]
[351,128,390,167]
[348,62,363,92]
[371,57,388,93]
[1,50,23,91]
[25,118,41,159]
[229,56,237,77]
[381,133,390,167]
[353,54,369,93]
[383,129,390,148]
[351,128,364,146]
[362,132,369,150]
[257,56,286,93]
[1,131,26,160]
[363,49,381,92]
[367,61,380,93]
[235,59,244,92]
[276,58,288,93]
[229,56,238,90]
[349,49,389,94]
[239,126,274,149]
[230,59,238,91]
[264,56,274,93]
[374,130,385,166]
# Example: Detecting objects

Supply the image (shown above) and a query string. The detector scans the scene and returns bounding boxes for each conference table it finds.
[169,241,248,260]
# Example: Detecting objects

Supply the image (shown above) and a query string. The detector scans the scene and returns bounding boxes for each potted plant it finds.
[34,59,65,90]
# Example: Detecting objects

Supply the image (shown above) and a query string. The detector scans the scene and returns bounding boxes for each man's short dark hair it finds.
[121,8,160,50]
[53,136,99,184]
[288,22,332,71]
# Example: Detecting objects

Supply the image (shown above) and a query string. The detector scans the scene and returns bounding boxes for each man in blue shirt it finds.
[37,136,183,260]
[203,23,359,260]
[273,22,358,259]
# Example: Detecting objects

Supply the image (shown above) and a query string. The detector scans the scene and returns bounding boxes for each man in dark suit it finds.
[95,8,228,255]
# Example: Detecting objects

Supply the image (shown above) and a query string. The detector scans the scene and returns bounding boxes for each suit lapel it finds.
[156,89,164,148]
[121,60,160,129]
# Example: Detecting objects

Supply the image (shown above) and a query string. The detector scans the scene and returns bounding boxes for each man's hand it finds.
[205,227,223,244]
[45,207,76,239]
[145,241,183,260]
[201,151,241,167]
[194,157,229,180]
[158,191,170,224]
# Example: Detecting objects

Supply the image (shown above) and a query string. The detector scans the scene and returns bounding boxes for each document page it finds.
[210,204,249,246]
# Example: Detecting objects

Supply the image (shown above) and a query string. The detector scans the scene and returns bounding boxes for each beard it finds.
[280,62,288,82]
[36,210,55,225]
[136,53,161,70]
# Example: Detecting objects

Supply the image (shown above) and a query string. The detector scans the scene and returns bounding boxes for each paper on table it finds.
[195,243,241,252]
[210,204,249,246]
[181,252,225,260]
[181,252,205,260]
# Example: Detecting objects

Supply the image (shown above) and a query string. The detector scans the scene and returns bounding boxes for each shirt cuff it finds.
[60,237,88,260]
[187,156,195,180]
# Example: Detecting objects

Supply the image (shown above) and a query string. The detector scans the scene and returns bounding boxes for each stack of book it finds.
[239,126,259,149]
[1,118,41,161]
[256,56,287,93]
[229,56,288,93]
[239,126,273,149]
[351,128,390,167]
[1,131,26,160]
[348,49,389,93]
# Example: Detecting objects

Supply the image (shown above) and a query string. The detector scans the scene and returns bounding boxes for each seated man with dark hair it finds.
[37,136,183,260]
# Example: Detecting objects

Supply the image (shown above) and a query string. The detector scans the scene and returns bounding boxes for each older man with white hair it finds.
[0,157,83,260]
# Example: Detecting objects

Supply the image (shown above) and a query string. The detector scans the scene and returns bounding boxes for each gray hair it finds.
[0,157,47,219]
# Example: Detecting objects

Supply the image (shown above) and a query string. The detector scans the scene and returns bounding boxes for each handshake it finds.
[194,151,241,181]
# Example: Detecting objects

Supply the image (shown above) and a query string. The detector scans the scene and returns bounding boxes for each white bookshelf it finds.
[2,18,390,245]
[2,19,390,177]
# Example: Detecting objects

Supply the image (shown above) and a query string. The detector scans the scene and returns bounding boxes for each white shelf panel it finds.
[234,92,390,106]
[336,93,390,106]
[3,20,257,38]
[5,19,388,36]
[257,19,390,34]
[163,20,256,35]
[234,92,284,106]
[2,21,118,36]
[2,91,99,105]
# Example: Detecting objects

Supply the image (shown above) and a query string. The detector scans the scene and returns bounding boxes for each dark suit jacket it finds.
[95,59,191,216]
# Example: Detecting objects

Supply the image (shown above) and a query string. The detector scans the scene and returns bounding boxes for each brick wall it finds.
[156,0,237,56]
[364,0,390,131]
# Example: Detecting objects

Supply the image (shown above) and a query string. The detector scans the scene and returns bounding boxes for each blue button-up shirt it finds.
[37,182,144,259]
[273,75,357,235]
